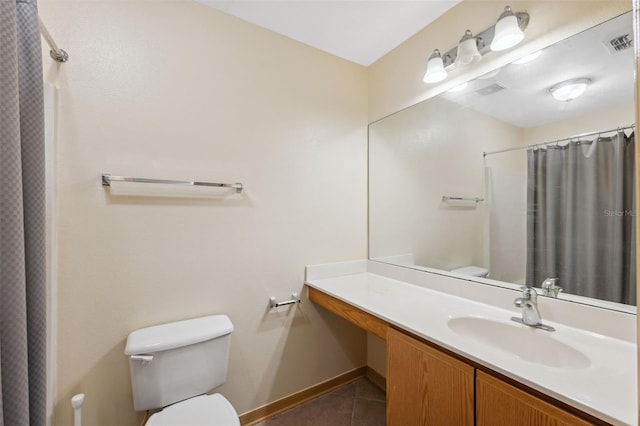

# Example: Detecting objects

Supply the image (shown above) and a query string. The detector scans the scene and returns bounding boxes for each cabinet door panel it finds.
[476,370,592,426]
[387,328,474,426]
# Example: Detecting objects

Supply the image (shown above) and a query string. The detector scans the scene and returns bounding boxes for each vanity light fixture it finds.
[423,5,529,84]
[423,49,448,83]
[512,49,542,64]
[455,30,481,67]
[490,6,525,51]
[549,78,591,101]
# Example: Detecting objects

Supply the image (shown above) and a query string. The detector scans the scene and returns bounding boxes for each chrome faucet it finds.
[541,277,562,298]
[511,287,555,331]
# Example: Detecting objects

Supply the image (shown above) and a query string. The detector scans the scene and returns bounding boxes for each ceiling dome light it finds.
[423,49,447,83]
[490,6,525,51]
[455,30,481,68]
[549,78,591,101]
[512,49,542,65]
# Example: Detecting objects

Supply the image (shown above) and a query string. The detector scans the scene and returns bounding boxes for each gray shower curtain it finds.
[0,0,47,425]
[526,132,636,305]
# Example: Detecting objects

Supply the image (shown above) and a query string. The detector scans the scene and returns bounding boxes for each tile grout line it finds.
[349,395,357,426]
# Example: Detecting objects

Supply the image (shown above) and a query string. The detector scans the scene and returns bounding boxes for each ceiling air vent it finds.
[476,82,507,96]
[604,33,633,53]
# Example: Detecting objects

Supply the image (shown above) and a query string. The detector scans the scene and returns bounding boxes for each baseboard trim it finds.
[366,366,386,392]
[239,366,367,426]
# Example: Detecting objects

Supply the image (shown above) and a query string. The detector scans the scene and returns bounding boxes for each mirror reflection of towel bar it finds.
[442,196,484,203]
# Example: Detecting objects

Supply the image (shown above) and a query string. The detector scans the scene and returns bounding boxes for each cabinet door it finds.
[387,327,474,426]
[476,370,592,426]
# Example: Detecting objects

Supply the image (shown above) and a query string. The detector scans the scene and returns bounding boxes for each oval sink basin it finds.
[447,317,591,369]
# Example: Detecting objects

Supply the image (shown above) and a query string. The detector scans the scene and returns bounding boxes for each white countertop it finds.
[306,269,637,425]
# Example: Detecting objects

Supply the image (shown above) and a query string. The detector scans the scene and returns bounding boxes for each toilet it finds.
[449,265,489,278]
[125,314,240,426]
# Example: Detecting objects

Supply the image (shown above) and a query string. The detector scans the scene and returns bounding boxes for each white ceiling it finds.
[197,0,461,66]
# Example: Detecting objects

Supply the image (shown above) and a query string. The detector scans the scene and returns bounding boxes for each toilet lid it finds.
[147,394,240,426]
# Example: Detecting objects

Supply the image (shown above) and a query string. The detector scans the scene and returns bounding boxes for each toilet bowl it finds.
[125,315,240,426]
[450,265,489,278]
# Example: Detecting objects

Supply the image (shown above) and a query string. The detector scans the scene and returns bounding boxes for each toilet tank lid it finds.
[125,314,233,355]
[450,266,489,277]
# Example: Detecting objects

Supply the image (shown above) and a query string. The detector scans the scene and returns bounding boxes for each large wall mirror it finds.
[369,11,636,312]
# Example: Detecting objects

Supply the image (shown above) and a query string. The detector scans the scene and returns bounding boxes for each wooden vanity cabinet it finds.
[387,327,474,426]
[476,371,592,426]
[387,328,598,426]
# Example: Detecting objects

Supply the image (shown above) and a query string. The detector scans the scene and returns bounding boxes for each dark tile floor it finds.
[255,378,386,426]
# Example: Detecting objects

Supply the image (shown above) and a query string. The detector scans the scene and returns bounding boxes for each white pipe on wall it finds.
[71,394,85,426]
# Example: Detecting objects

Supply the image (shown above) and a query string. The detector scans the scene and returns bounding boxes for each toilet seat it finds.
[146,394,240,426]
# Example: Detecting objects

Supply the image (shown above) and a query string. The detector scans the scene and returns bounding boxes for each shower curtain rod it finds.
[483,124,635,157]
[38,17,68,63]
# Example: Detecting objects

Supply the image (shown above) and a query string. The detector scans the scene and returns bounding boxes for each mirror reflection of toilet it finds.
[125,315,240,426]
[449,265,489,278]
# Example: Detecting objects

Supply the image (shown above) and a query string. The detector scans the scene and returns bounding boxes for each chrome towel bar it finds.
[101,173,243,193]
[442,196,484,203]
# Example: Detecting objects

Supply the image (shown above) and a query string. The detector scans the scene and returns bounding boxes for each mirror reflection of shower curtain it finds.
[526,132,636,305]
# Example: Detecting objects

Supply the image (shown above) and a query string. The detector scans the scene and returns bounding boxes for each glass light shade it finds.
[423,51,447,83]
[455,33,481,67]
[550,78,591,101]
[490,13,524,51]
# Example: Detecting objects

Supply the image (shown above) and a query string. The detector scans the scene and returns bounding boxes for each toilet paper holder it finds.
[270,293,301,308]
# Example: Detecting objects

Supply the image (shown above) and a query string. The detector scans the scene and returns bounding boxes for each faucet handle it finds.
[520,286,537,299]
[514,286,536,307]
[541,277,561,298]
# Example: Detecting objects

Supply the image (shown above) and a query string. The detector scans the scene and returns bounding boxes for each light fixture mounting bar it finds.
[441,11,529,68]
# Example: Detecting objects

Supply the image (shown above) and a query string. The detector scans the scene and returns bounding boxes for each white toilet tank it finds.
[125,315,234,411]
[450,265,489,278]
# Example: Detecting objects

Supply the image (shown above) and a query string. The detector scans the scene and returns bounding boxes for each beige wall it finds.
[39,1,368,425]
